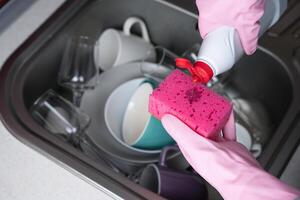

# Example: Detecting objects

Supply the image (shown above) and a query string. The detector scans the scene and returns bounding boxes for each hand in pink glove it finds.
[196,0,265,55]
[161,114,300,200]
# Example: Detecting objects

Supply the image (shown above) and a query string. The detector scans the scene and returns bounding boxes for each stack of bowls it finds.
[80,62,188,173]
[105,77,175,152]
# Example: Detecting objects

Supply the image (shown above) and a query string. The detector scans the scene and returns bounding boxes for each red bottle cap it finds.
[175,58,193,68]
[193,61,214,84]
[175,58,214,84]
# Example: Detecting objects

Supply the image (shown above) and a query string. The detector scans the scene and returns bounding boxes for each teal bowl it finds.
[122,80,174,150]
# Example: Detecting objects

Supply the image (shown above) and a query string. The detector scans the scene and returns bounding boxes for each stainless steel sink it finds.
[1,0,300,199]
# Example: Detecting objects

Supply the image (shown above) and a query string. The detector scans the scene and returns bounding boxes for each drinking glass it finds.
[30,89,90,146]
[30,89,122,172]
[181,43,201,63]
[140,46,178,83]
[58,36,98,107]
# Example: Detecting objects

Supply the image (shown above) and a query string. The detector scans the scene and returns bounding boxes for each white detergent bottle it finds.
[196,0,287,82]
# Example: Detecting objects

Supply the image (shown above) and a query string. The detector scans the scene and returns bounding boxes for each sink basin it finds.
[1,0,300,199]
[212,48,293,147]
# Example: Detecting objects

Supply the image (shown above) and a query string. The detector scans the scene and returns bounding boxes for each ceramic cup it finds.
[94,17,156,71]
[139,146,207,200]
[104,78,156,153]
[105,78,167,154]
[122,80,174,150]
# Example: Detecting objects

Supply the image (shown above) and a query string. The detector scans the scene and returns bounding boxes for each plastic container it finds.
[197,0,288,80]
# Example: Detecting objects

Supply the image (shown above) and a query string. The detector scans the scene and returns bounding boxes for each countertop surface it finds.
[0,1,118,199]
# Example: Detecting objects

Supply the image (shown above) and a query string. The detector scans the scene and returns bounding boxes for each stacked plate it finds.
[80,62,188,173]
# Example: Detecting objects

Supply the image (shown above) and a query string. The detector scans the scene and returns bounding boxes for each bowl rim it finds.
[104,77,162,154]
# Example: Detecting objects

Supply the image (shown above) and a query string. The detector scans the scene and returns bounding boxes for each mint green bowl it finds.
[122,80,174,150]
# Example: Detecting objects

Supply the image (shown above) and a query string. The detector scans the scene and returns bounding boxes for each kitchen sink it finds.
[1,0,300,199]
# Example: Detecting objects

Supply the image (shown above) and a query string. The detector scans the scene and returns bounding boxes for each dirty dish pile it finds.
[28,15,269,200]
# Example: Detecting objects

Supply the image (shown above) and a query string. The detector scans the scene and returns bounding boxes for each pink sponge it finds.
[149,69,232,140]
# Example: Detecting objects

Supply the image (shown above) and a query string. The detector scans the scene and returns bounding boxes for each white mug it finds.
[94,17,156,71]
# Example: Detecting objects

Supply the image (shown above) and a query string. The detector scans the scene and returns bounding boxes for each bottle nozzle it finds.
[175,58,213,84]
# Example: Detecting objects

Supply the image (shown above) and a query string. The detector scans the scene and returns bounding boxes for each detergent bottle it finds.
[177,0,287,84]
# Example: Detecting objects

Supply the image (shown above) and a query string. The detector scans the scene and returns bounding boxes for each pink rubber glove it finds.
[196,0,266,55]
[161,114,300,200]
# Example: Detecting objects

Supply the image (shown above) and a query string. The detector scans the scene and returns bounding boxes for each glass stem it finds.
[80,134,123,174]
[73,90,84,107]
